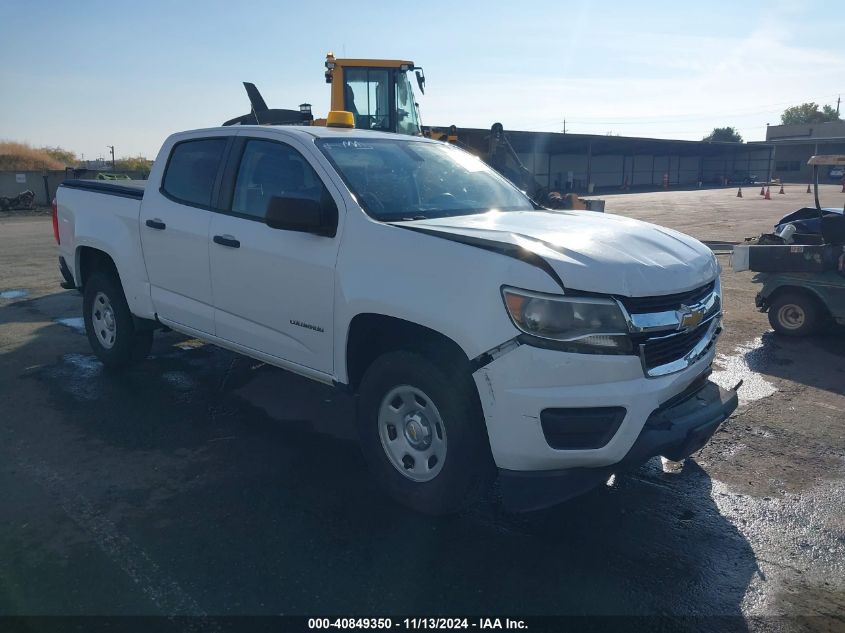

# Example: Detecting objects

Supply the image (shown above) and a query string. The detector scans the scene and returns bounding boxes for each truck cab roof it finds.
[168,125,434,143]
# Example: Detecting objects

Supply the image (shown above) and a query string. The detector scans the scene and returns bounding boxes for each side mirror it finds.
[415,69,425,95]
[265,194,337,237]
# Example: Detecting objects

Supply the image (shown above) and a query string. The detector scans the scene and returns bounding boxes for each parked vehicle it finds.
[755,271,845,336]
[829,166,844,180]
[775,206,843,236]
[734,155,845,337]
[730,172,758,185]
[54,120,736,514]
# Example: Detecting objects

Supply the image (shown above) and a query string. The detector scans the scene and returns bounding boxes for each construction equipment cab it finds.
[323,53,424,135]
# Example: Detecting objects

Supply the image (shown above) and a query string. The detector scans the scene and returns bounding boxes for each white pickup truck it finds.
[54,123,737,514]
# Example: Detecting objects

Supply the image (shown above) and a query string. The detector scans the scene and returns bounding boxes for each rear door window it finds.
[162,138,227,207]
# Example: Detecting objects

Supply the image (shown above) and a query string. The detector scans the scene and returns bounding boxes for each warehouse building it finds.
[456,127,774,194]
[756,120,845,184]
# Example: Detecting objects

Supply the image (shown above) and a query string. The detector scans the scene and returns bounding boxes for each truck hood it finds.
[397,210,718,296]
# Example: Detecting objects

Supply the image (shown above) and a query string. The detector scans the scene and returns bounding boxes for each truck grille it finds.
[639,321,715,371]
[618,281,715,314]
[619,280,722,375]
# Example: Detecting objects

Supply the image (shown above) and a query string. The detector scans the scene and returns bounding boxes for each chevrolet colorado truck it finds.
[54,123,737,514]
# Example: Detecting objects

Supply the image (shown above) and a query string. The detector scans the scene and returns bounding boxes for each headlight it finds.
[502,287,632,354]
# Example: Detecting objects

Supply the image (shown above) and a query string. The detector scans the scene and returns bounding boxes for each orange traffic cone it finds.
[764,186,771,200]
[807,183,812,194]
[779,184,785,194]
[841,180,845,193]
[760,185,765,196]
[736,187,743,198]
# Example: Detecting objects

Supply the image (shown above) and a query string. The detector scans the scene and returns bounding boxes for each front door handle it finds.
[145,218,166,230]
[213,234,240,248]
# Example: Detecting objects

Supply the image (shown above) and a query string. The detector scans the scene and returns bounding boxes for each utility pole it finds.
[837,95,841,117]
[106,145,115,169]
[562,119,566,134]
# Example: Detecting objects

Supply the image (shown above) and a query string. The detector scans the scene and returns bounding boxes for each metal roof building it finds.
[454,127,774,193]
[754,121,845,183]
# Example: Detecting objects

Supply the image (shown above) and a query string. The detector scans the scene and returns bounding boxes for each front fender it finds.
[332,220,559,384]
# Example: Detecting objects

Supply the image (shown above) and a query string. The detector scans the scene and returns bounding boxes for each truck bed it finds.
[55,178,154,320]
[60,179,147,200]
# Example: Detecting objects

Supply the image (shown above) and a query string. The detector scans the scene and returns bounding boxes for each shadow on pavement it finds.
[737,330,845,397]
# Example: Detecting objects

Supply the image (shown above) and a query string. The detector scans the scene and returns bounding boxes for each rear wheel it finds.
[356,350,494,515]
[768,291,822,337]
[83,271,153,367]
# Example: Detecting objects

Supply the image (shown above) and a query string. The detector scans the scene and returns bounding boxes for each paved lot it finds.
[1,186,844,630]
[598,182,844,244]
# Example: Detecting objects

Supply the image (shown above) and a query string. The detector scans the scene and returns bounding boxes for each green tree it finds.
[703,126,743,142]
[780,102,841,125]
[822,104,840,120]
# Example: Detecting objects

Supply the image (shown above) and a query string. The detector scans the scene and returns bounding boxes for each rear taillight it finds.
[51,197,60,244]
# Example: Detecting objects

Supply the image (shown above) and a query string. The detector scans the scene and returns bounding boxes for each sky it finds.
[1,0,843,160]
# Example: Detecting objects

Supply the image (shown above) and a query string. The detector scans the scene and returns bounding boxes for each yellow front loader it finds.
[225,53,548,202]
[320,53,427,136]
[321,55,545,200]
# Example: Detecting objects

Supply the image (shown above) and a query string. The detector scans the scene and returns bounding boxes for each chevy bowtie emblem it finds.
[678,304,705,330]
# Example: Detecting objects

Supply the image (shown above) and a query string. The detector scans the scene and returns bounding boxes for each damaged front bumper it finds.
[498,378,738,512]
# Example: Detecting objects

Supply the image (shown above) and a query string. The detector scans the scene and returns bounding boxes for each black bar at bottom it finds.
[0,615,796,633]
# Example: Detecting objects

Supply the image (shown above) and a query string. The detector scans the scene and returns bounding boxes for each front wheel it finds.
[356,350,494,515]
[83,271,153,367]
[767,291,822,337]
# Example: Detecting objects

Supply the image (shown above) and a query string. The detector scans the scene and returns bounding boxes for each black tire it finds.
[356,350,494,515]
[767,291,822,337]
[83,270,153,367]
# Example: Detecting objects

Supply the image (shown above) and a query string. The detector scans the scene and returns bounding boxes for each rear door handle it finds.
[213,234,240,248]
[145,218,166,230]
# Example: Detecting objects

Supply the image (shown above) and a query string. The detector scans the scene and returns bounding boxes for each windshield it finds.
[316,138,535,221]
[395,72,421,135]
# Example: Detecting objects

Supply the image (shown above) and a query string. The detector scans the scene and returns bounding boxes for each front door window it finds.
[231,139,327,220]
